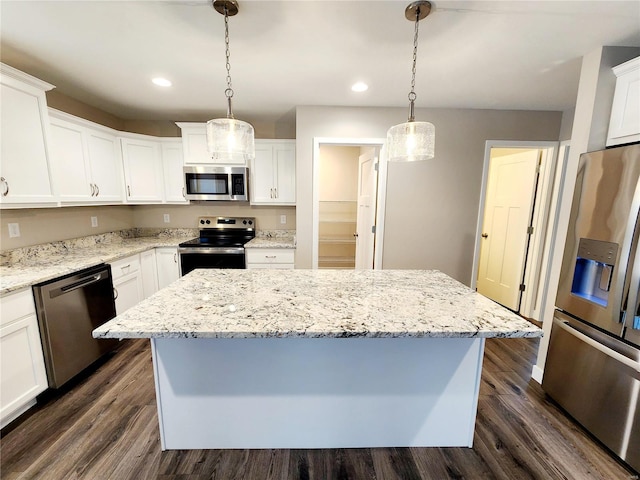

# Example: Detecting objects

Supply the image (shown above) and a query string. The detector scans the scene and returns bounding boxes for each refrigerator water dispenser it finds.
[570,238,618,307]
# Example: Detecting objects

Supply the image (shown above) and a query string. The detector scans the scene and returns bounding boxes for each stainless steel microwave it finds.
[183,166,249,201]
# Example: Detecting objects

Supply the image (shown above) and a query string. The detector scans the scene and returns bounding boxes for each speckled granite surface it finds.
[246,230,296,248]
[93,269,542,339]
[0,230,197,296]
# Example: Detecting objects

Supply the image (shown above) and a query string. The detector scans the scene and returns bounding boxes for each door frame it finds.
[471,140,559,319]
[312,137,387,270]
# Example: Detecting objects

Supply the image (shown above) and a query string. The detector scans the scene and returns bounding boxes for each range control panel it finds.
[198,216,255,229]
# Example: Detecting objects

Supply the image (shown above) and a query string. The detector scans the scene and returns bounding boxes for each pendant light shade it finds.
[206,118,254,163]
[387,1,435,162]
[387,120,434,162]
[206,0,255,162]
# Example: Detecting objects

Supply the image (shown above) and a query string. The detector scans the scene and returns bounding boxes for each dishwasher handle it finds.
[49,272,105,298]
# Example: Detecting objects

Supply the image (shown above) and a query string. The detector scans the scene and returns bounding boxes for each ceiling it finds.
[1,1,639,126]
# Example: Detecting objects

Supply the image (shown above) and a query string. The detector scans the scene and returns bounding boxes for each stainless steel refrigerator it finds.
[543,143,640,472]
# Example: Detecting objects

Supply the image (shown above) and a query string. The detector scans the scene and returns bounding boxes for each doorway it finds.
[472,141,560,321]
[312,138,386,270]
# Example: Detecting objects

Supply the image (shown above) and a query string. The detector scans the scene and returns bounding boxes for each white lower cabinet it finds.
[140,249,159,299]
[156,247,180,289]
[245,248,295,269]
[111,254,143,315]
[0,289,48,428]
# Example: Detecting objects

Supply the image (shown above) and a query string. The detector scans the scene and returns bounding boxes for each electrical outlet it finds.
[91,216,98,228]
[280,215,287,225]
[164,214,170,223]
[8,223,20,238]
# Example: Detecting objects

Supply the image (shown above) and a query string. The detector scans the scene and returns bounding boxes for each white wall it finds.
[296,106,562,284]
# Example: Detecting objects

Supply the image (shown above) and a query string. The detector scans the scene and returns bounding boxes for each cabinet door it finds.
[182,128,211,165]
[86,130,124,202]
[274,143,296,204]
[140,249,159,299]
[250,143,276,204]
[156,247,180,289]
[121,138,164,202]
[162,141,187,203]
[0,289,48,428]
[113,273,143,315]
[0,79,56,206]
[49,117,92,202]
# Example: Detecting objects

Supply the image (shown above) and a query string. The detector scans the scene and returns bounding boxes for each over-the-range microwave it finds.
[183,166,249,201]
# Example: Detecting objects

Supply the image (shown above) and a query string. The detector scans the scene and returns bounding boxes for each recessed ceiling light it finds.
[152,77,172,87]
[351,82,368,92]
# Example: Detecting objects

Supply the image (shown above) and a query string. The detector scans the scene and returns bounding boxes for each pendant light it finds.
[387,1,435,162]
[206,0,255,163]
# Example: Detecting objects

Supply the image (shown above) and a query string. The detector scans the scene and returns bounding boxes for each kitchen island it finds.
[93,269,542,450]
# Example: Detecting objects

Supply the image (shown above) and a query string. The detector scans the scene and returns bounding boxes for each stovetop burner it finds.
[178,216,256,249]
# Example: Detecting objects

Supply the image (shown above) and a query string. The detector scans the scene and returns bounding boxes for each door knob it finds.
[481,233,489,238]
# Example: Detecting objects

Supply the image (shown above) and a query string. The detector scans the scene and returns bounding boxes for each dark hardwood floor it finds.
[1,337,637,480]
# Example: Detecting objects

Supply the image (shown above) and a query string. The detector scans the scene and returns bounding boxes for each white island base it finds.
[151,336,485,450]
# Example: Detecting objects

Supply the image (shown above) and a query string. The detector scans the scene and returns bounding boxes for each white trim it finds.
[531,364,544,384]
[471,141,559,319]
[312,137,386,270]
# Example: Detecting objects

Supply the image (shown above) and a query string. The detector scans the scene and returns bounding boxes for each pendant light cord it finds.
[223,6,235,118]
[408,6,420,122]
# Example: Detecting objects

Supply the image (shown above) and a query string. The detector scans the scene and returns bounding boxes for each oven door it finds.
[178,247,246,275]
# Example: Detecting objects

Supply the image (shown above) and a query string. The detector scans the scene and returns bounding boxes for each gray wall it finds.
[296,106,562,284]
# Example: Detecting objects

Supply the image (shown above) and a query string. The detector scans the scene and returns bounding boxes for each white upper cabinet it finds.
[0,63,57,208]
[49,109,124,204]
[161,139,188,204]
[176,122,246,166]
[250,139,296,205]
[121,135,164,203]
[607,56,640,147]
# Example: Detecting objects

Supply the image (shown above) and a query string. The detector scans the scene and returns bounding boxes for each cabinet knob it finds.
[1,177,9,196]
[481,233,489,239]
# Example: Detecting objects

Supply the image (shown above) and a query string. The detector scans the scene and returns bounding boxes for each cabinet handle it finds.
[1,177,9,196]
[265,255,277,259]
[274,188,278,198]
[95,184,100,196]
[113,287,119,300]
[127,185,131,196]
[182,187,186,198]
[90,183,95,196]
[173,253,177,263]
[121,264,131,270]
[270,188,273,198]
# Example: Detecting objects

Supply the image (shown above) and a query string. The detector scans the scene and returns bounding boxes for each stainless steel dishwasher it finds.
[33,264,119,388]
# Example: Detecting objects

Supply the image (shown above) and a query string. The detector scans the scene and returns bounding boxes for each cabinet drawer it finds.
[0,289,36,327]
[245,248,295,264]
[110,254,141,280]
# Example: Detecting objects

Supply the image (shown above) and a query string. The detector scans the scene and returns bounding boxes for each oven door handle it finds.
[178,247,245,255]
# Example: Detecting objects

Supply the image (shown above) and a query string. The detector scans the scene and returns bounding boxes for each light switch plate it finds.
[8,223,20,238]
[164,214,170,223]
[91,216,98,228]
[280,215,286,225]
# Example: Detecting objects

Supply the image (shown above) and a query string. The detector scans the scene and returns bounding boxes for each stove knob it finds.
[206,219,211,225]
[243,220,247,225]
[248,220,253,225]
[199,219,205,225]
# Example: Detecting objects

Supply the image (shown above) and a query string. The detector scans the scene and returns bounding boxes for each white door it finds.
[355,148,379,270]
[477,149,539,310]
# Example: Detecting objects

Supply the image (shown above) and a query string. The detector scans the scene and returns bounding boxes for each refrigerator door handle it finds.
[623,225,640,331]
[555,318,640,375]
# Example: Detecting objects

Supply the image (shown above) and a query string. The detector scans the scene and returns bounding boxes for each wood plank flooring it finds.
[1,337,637,480]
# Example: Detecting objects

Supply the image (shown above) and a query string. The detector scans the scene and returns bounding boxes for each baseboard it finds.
[531,365,544,384]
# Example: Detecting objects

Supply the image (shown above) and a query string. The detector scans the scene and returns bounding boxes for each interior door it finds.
[355,148,379,270]
[477,149,539,310]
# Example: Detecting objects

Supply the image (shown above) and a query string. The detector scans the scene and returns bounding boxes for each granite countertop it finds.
[0,235,193,296]
[244,236,296,249]
[93,269,543,340]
